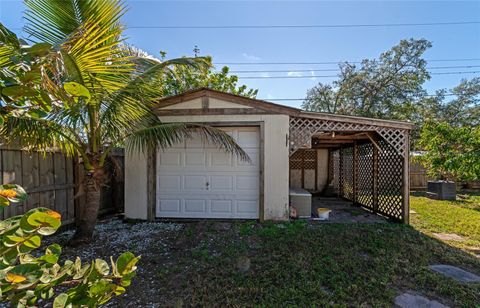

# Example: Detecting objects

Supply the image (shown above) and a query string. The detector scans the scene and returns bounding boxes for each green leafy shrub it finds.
[417,121,480,181]
[0,184,139,307]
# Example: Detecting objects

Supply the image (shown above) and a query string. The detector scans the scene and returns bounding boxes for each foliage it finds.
[420,77,480,127]
[417,121,480,181]
[0,185,139,307]
[0,0,249,242]
[161,56,258,98]
[302,39,430,122]
[0,24,59,124]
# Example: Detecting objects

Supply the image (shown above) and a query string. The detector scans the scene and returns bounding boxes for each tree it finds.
[420,77,480,127]
[416,78,480,181]
[302,39,431,122]
[161,56,258,98]
[417,122,480,182]
[0,0,248,245]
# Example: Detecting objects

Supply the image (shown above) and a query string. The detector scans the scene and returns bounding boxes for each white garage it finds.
[124,88,412,223]
[156,127,260,219]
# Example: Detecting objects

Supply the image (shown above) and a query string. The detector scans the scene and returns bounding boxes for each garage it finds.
[125,88,410,223]
[156,127,260,219]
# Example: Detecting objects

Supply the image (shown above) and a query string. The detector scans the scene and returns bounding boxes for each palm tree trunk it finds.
[70,168,104,245]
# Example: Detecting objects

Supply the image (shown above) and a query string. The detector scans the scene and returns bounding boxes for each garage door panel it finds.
[186,137,204,148]
[157,127,259,219]
[184,175,207,191]
[211,200,232,213]
[238,149,259,167]
[159,151,182,166]
[238,131,259,148]
[158,199,181,213]
[158,175,181,191]
[209,175,233,191]
[185,151,206,166]
[210,151,233,166]
[237,175,259,191]
[237,200,258,214]
[185,200,206,213]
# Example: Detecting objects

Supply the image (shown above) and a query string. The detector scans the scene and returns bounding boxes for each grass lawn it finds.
[57,193,480,307]
[411,191,480,251]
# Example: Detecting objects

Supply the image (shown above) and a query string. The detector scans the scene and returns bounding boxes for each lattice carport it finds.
[289,113,414,223]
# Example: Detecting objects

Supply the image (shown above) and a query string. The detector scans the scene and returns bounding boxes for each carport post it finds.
[353,142,358,205]
[402,134,410,224]
[339,147,344,197]
[372,145,379,214]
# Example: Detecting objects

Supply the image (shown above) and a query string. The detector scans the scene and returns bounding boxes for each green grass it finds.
[180,222,479,307]
[411,192,480,250]
[128,192,480,307]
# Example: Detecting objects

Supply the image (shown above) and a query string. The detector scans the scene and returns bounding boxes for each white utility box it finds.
[289,188,312,218]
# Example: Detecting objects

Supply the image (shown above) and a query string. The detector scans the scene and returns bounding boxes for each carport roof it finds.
[156,88,415,130]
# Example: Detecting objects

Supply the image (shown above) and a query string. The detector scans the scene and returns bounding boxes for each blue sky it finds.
[1,0,479,108]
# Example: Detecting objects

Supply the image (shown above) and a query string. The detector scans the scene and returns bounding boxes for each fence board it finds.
[0,147,124,224]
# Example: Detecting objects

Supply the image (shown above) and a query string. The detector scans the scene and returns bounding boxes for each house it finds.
[125,88,413,223]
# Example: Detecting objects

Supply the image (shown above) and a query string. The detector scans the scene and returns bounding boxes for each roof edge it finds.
[155,88,415,130]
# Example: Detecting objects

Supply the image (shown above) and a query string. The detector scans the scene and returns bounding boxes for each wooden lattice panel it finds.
[289,116,408,156]
[289,149,317,170]
[357,143,374,209]
[377,140,403,220]
[341,147,354,200]
[332,150,340,195]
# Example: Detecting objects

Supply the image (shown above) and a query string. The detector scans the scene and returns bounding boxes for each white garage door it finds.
[156,127,260,219]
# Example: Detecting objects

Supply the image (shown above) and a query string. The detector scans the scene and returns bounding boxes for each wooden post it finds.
[314,150,318,191]
[339,147,344,198]
[402,134,410,224]
[326,149,332,185]
[259,122,265,222]
[301,150,305,189]
[146,146,157,221]
[353,142,358,205]
[372,145,379,213]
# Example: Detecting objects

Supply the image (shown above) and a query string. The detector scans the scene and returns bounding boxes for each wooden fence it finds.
[0,147,124,224]
[410,161,431,190]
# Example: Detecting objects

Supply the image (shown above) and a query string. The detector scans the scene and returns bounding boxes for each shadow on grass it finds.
[109,219,480,307]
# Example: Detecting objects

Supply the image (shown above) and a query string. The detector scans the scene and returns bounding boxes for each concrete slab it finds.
[429,264,480,283]
[433,233,465,241]
[394,292,448,308]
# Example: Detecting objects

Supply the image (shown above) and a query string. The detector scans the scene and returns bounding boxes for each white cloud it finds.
[310,70,317,81]
[260,72,270,78]
[287,71,303,77]
[242,53,261,61]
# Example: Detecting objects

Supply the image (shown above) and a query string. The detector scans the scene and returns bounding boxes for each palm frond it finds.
[99,55,209,140]
[0,23,21,68]
[124,122,250,162]
[0,114,83,157]
[24,0,82,45]
[25,0,132,94]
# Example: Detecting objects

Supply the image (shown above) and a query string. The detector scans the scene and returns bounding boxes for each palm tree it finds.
[0,0,248,244]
